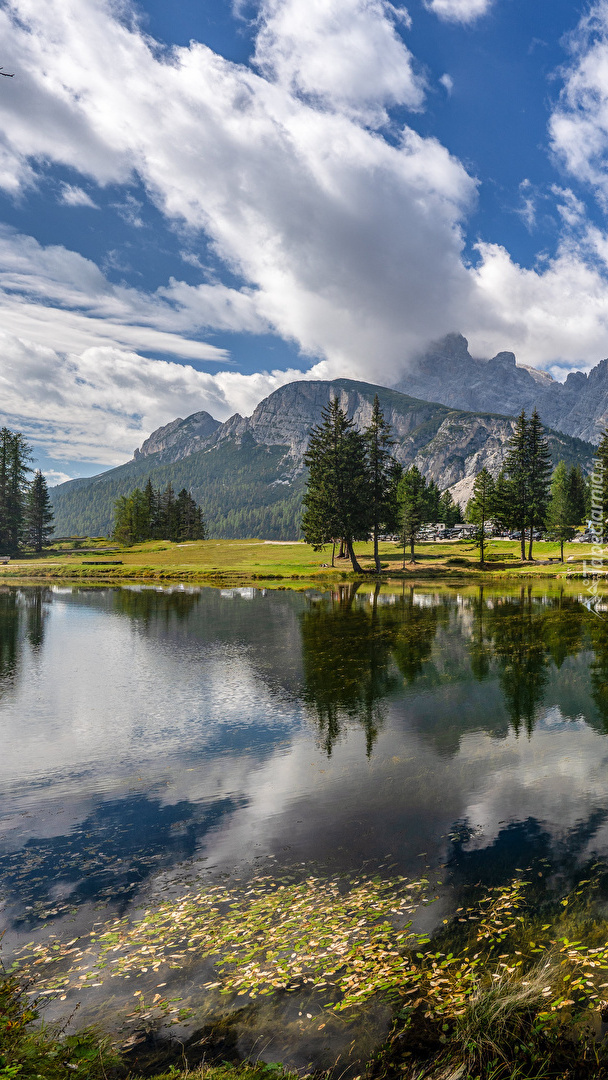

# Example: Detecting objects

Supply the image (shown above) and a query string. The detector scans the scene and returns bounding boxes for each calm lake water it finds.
[2,581,608,1067]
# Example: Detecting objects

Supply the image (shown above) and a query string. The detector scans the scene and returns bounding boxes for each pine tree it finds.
[492,469,515,535]
[302,398,370,573]
[397,465,427,566]
[438,489,461,527]
[466,468,495,565]
[526,408,552,560]
[503,410,529,560]
[546,461,576,563]
[0,428,32,552]
[364,395,399,573]
[25,470,54,552]
[424,479,441,522]
[567,465,586,528]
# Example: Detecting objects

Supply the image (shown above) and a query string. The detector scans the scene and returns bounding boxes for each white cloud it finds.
[439,73,454,94]
[0,329,309,463]
[44,469,74,486]
[254,0,424,125]
[549,3,608,206]
[2,0,608,471]
[425,0,493,24]
[59,183,98,208]
[0,227,268,359]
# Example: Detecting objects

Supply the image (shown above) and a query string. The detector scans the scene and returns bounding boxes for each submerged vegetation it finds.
[11,869,608,1079]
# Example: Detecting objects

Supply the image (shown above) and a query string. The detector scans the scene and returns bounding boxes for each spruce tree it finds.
[466,467,495,565]
[503,410,529,560]
[0,428,32,552]
[25,470,54,552]
[567,465,586,528]
[397,465,427,566]
[438,489,461,527]
[546,460,575,563]
[526,408,552,560]
[492,469,515,535]
[302,398,370,573]
[364,395,399,573]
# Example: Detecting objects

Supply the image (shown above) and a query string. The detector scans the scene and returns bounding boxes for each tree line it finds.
[302,399,589,569]
[465,408,587,563]
[0,428,54,553]
[112,479,205,545]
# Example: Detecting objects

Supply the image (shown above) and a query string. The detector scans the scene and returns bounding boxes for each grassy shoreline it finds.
[0,537,604,588]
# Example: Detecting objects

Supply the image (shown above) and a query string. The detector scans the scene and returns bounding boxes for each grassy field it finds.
[0,535,602,586]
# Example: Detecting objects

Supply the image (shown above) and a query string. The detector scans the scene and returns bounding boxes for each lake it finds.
[2,581,608,1070]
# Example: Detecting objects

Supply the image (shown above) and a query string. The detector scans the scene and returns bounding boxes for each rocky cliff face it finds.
[395,333,608,444]
[131,378,594,506]
[133,410,220,460]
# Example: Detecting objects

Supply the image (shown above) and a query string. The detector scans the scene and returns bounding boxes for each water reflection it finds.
[1,581,608,935]
[0,586,49,693]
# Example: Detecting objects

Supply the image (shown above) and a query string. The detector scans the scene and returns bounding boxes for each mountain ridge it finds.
[50,377,594,540]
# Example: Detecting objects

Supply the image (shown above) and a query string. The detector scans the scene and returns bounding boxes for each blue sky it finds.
[1,0,608,480]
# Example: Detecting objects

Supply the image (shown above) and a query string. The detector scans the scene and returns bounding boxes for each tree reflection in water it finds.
[300,583,446,756]
[301,583,597,755]
[0,587,50,698]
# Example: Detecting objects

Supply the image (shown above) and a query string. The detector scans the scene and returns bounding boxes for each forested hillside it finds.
[52,437,306,539]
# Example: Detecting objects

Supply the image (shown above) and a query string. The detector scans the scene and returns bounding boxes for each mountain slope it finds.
[50,378,595,539]
[395,333,608,444]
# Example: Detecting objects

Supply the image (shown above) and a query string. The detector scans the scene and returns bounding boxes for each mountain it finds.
[50,378,594,540]
[395,333,608,444]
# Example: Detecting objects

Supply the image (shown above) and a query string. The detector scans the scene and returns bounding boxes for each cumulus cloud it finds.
[254,0,424,125]
[549,2,608,206]
[0,329,309,463]
[3,0,608,471]
[0,0,477,389]
[424,0,493,24]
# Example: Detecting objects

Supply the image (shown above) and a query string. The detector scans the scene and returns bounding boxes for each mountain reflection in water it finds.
[1,581,608,944]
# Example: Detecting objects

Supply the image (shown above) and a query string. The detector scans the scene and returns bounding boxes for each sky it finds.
[4,0,608,480]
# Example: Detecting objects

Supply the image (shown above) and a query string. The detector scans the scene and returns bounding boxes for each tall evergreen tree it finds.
[364,395,399,573]
[466,467,495,565]
[0,428,32,552]
[25,470,54,552]
[397,465,427,566]
[503,410,529,561]
[491,469,515,535]
[302,398,370,573]
[438,488,461,527]
[424,478,441,522]
[545,460,576,563]
[525,408,552,560]
[567,465,587,528]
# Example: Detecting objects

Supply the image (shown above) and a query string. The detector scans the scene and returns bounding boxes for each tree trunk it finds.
[410,535,415,564]
[520,533,526,561]
[480,527,485,566]
[338,539,346,559]
[373,527,380,574]
[560,538,564,563]
[346,537,363,573]
[528,523,534,561]
[331,540,335,568]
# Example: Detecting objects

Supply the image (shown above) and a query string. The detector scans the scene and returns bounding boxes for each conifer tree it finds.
[438,489,461,527]
[503,410,529,560]
[397,465,427,566]
[567,465,586,528]
[25,470,54,552]
[491,469,515,535]
[302,398,370,573]
[0,428,32,552]
[546,460,576,563]
[526,407,552,559]
[466,467,495,565]
[364,395,399,573]
[424,479,441,522]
